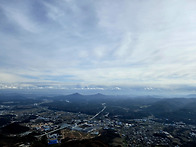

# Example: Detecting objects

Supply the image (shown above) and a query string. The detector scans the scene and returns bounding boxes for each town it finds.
[0,94,196,146]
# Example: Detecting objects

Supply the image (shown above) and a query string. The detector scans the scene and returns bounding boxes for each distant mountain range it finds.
[1,92,196,125]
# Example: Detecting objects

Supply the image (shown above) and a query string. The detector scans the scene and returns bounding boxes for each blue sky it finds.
[0,0,196,87]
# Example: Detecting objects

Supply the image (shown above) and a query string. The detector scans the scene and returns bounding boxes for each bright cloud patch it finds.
[0,0,196,86]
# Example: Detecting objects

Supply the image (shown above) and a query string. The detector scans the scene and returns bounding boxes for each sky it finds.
[0,0,196,88]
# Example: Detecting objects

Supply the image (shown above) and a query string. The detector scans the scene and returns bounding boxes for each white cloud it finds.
[0,0,196,86]
[0,2,40,33]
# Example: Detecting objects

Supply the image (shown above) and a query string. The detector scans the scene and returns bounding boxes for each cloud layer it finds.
[0,0,196,86]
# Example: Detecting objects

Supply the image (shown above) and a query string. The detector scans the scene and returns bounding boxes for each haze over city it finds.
[2,1,196,146]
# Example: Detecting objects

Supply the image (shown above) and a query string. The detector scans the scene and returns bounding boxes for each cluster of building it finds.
[1,102,196,146]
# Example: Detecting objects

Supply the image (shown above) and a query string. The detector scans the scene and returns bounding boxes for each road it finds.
[36,124,70,138]
[36,104,107,138]
[89,105,106,121]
